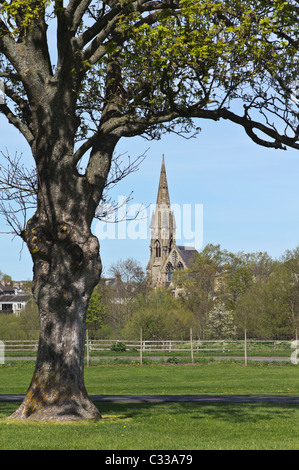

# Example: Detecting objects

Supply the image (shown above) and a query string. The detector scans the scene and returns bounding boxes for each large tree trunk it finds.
[10,224,102,421]
[10,142,107,421]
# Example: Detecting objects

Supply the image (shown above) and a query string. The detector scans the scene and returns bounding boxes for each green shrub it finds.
[167,356,179,364]
[110,341,127,352]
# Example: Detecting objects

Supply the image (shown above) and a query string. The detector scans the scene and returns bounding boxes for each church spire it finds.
[147,154,177,287]
[156,154,170,207]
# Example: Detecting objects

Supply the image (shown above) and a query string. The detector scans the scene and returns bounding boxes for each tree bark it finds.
[9,142,109,421]
[10,222,102,421]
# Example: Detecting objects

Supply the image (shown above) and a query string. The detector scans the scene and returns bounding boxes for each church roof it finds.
[176,245,198,267]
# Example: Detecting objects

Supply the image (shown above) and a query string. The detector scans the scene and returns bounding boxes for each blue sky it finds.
[1,112,299,281]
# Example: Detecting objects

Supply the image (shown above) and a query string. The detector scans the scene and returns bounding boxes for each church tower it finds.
[147,155,198,289]
[147,155,176,286]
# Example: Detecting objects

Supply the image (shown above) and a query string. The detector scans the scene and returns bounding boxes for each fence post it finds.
[140,328,143,366]
[0,341,4,365]
[244,328,247,366]
[190,328,194,364]
[86,329,90,367]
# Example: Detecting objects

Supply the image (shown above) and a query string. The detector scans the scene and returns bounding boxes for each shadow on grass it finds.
[1,401,297,425]
[0,403,17,419]
[93,401,297,425]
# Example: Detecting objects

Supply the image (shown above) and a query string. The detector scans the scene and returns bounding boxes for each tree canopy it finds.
[0,0,298,168]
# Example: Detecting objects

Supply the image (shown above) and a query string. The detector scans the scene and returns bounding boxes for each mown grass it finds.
[1,361,299,450]
[1,360,298,396]
[1,401,299,450]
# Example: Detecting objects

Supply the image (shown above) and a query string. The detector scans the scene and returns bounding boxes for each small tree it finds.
[206,302,236,339]
[1,274,12,285]
[19,298,39,339]
[235,266,294,339]
[100,258,147,334]
[124,288,193,340]
[173,244,231,337]
[86,292,107,338]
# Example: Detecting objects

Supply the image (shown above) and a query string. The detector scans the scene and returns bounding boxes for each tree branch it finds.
[2,82,32,126]
[78,0,181,64]
[191,107,299,150]
[74,133,99,164]
[67,0,93,33]
[0,102,34,146]
[75,3,122,53]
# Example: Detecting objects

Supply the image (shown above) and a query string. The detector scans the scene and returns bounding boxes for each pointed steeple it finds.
[156,154,170,207]
[147,154,177,287]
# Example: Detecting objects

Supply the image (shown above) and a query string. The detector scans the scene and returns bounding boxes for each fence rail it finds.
[2,340,38,352]
[87,338,294,354]
[1,338,296,361]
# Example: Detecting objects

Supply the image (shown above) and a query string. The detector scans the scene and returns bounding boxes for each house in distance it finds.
[0,280,31,316]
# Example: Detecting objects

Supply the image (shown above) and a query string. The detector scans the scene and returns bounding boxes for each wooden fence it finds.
[85,338,293,355]
[2,337,296,366]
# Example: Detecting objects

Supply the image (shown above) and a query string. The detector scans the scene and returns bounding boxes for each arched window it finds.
[166,262,173,283]
[155,240,161,258]
[177,262,184,271]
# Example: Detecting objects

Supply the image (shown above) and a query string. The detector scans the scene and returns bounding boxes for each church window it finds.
[166,262,173,282]
[155,240,161,258]
[177,262,184,270]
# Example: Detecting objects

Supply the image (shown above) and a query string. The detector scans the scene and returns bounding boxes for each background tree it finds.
[174,245,278,337]
[18,298,39,338]
[206,301,236,339]
[219,251,274,309]
[235,263,295,339]
[225,261,253,309]
[109,258,144,281]
[234,281,266,338]
[99,258,147,334]
[0,0,298,421]
[0,298,39,339]
[1,274,12,284]
[0,312,21,340]
[279,248,299,338]
[245,251,274,281]
[173,244,232,337]
[123,287,193,340]
[86,292,107,338]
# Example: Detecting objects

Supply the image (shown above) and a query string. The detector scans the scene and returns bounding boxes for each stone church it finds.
[146,156,198,288]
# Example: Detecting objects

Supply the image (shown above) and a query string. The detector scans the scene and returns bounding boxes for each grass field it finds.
[1,361,299,450]
[1,360,298,396]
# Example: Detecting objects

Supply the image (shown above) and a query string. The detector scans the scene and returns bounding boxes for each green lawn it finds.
[85,362,299,396]
[1,401,299,450]
[1,361,298,396]
[1,361,299,450]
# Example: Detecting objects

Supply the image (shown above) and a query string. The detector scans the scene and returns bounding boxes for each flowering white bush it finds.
[206,302,236,339]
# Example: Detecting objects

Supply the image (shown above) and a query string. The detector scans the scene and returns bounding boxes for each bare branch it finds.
[0,102,34,145]
[104,149,147,191]
[0,150,37,236]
